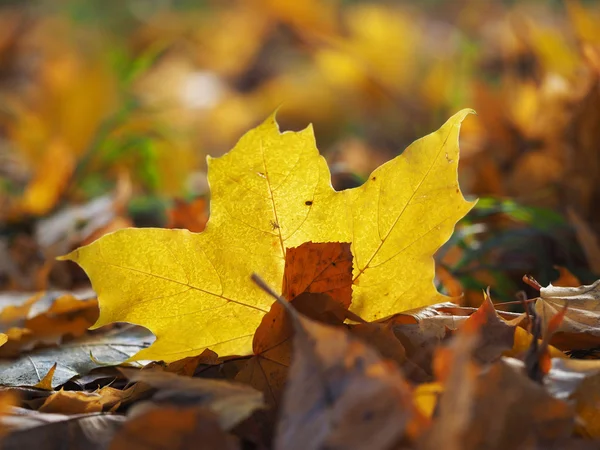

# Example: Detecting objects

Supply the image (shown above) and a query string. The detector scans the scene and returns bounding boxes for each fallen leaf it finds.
[122,369,264,431]
[251,277,419,450]
[349,322,407,366]
[165,349,219,377]
[34,363,57,391]
[423,315,574,450]
[0,407,124,450]
[464,292,516,364]
[0,326,153,388]
[236,242,354,408]
[282,241,353,305]
[545,358,600,438]
[36,386,127,414]
[535,279,600,336]
[60,110,474,361]
[110,405,239,450]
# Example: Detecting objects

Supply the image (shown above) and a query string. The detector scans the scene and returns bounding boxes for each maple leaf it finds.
[60,110,474,362]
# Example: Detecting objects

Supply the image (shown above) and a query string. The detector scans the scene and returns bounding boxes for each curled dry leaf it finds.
[36,386,128,414]
[535,279,600,343]
[463,292,518,364]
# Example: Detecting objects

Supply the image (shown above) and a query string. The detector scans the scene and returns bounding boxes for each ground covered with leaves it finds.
[3,1,600,449]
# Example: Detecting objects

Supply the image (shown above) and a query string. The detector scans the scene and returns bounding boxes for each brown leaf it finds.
[165,349,219,377]
[423,317,574,450]
[464,292,516,364]
[0,289,98,357]
[235,292,346,407]
[236,242,355,409]
[122,369,264,431]
[272,288,418,450]
[0,407,124,450]
[110,405,239,450]
[36,386,129,414]
[282,241,353,306]
[535,279,600,338]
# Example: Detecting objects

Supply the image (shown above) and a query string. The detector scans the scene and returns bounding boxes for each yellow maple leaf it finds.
[60,110,475,362]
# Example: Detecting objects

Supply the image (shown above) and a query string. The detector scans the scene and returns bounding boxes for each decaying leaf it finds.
[36,386,127,414]
[545,358,600,438]
[110,405,239,450]
[250,275,419,450]
[60,110,474,361]
[0,326,153,388]
[122,369,264,431]
[536,279,600,337]
[0,290,98,358]
[236,242,355,407]
[0,407,124,450]
[282,241,353,306]
[464,292,517,364]
[422,316,574,450]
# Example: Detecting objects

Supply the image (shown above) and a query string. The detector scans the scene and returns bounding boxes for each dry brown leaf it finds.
[236,242,355,408]
[256,278,419,450]
[235,292,347,407]
[122,369,264,431]
[464,292,516,364]
[349,322,406,366]
[36,386,128,415]
[165,349,219,377]
[0,407,124,450]
[535,279,600,337]
[423,316,574,450]
[282,241,353,306]
[110,405,239,450]
[0,289,97,357]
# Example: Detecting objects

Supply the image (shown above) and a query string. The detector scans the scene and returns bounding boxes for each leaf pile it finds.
[1,113,600,449]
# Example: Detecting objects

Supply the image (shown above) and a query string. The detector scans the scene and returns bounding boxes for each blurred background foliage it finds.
[1,0,600,306]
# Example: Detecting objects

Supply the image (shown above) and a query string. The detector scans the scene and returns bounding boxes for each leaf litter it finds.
[2,114,600,449]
